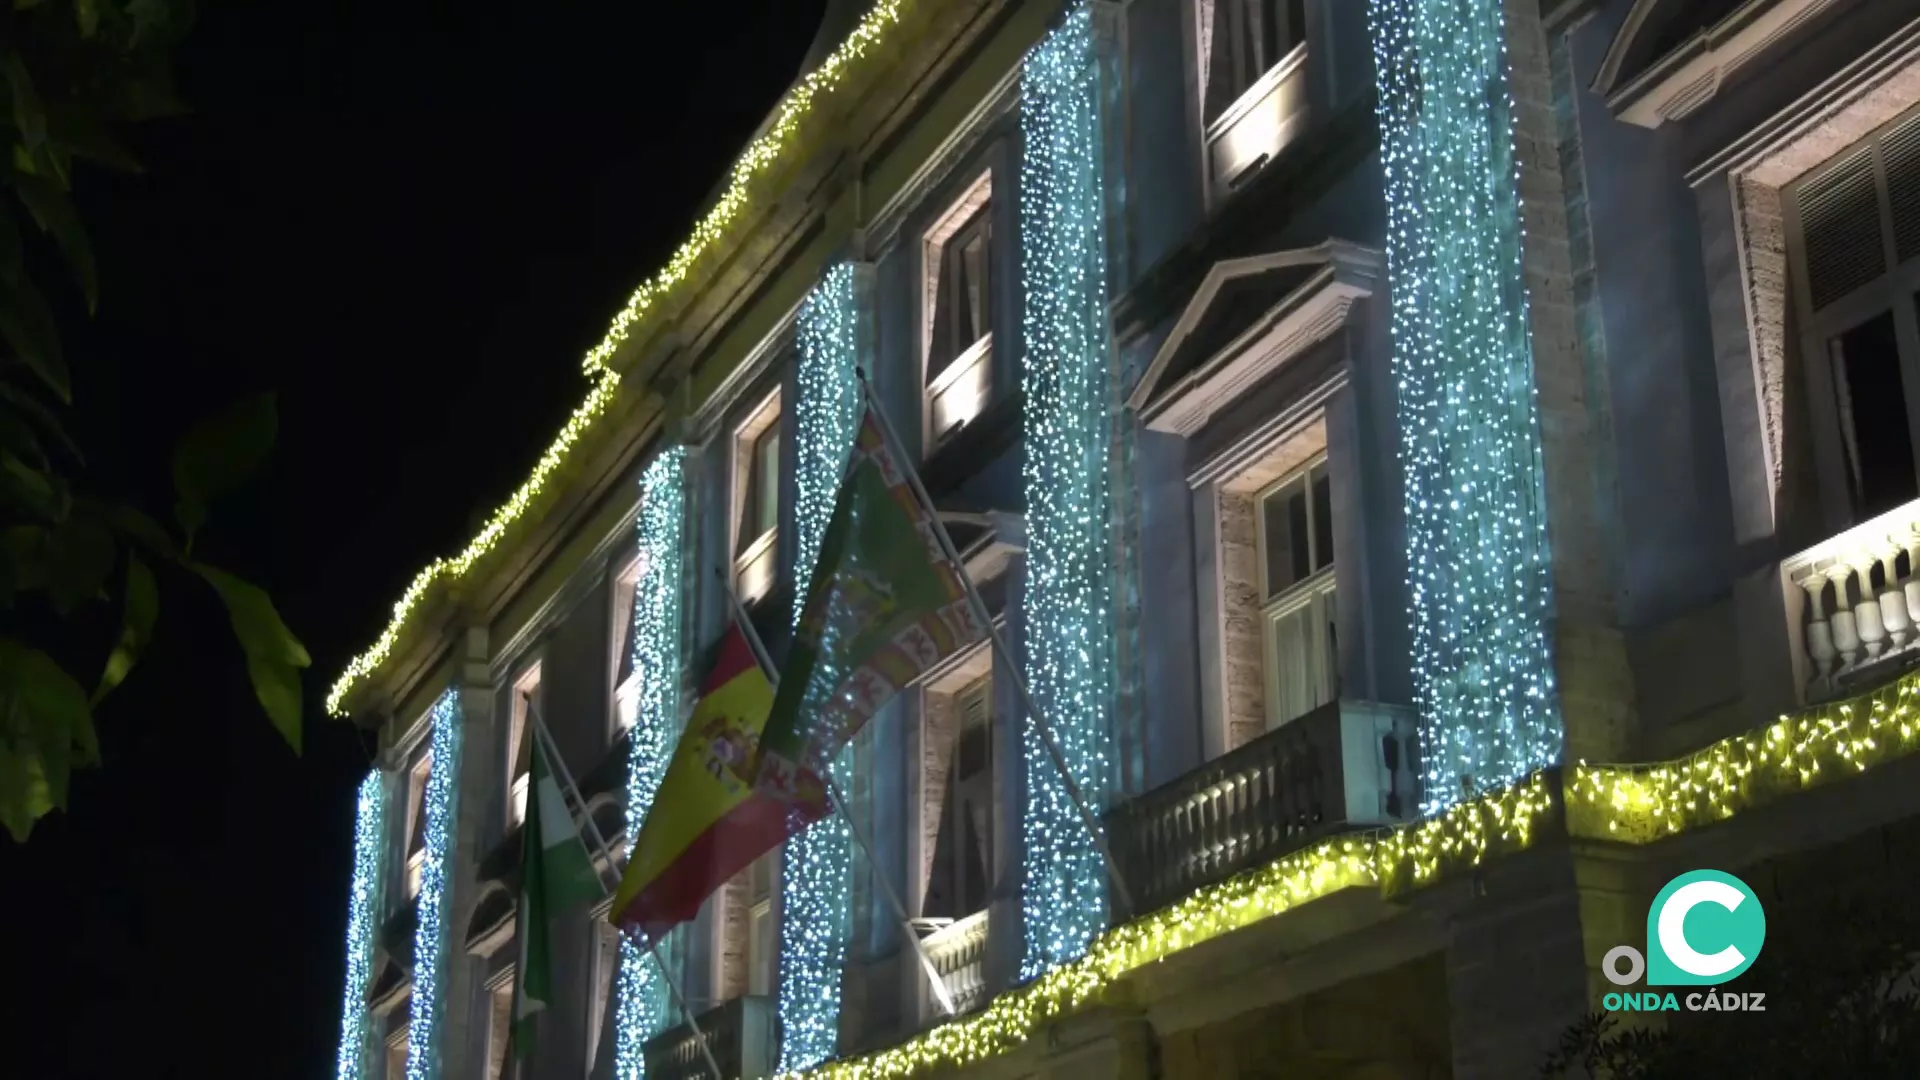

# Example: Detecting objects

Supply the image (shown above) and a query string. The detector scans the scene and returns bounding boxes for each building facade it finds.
[330,1,1920,1078]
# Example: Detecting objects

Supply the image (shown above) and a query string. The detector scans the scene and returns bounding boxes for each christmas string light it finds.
[1015,1,1118,978]
[778,263,863,1074]
[1368,0,1563,812]
[334,770,389,1080]
[1568,668,1920,841]
[614,450,689,1080]
[407,692,463,1080]
[784,774,1557,1080]
[326,0,918,718]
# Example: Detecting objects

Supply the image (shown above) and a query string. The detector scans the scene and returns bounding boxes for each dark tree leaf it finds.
[0,277,71,402]
[194,563,308,754]
[0,381,82,462]
[2,54,49,152]
[73,0,100,37]
[0,450,61,519]
[0,638,96,813]
[42,105,142,173]
[171,393,275,539]
[0,205,22,285]
[11,169,98,313]
[93,552,156,705]
[0,743,52,843]
[45,515,115,614]
[0,524,47,604]
[80,498,177,559]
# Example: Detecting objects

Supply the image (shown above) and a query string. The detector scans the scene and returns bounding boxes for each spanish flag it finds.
[608,618,825,941]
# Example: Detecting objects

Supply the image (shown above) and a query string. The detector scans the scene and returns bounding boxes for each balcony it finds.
[644,995,774,1080]
[1205,43,1310,200]
[920,910,989,1018]
[1104,700,1418,915]
[1784,496,1920,701]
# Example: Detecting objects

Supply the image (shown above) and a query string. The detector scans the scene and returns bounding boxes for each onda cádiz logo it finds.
[1601,869,1768,1014]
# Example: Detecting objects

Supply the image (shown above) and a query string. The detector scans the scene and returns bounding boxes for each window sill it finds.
[1205,43,1311,204]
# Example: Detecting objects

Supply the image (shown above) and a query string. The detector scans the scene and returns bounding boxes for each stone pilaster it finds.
[1042,1007,1156,1080]
[1504,0,1636,764]
[443,624,496,1080]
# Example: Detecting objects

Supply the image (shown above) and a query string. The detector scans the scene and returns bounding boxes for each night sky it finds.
[0,2,827,1075]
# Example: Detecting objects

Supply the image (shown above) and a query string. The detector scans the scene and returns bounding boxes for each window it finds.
[734,393,782,606]
[1198,0,1311,198]
[1208,0,1307,119]
[746,853,777,997]
[486,980,514,1080]
[405,753,433,899]
[1790,107,1920,522]
[925,676,993,920]
[611,553,645,735]
[506,665,542,830]
[386,1024,410,1080]
[924,174,995,445]
[1256,459,1337,728]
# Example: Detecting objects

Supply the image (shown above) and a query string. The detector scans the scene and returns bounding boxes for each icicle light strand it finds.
[406,692,462,1080]
[778,263,863,1074]
[326,0,916,718]
[1015,1,1118,978]
[334,770,389,1080]
[614,449,689,1080]
[1368,0,1563,813]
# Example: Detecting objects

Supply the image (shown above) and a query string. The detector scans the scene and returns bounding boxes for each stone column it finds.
[443,624,496,1080]
[1504,0,1637,764]
[1442,846,1645,1079]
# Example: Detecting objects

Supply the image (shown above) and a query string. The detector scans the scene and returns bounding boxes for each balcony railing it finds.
[1784,497,1920,701]
[920,910,990,1018]
[1104,700,1419,915]
[644,995,774,1080]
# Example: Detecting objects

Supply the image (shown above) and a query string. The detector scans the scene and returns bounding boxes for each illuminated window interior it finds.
[925,673,994,920]
[1256,457,1337,729]
[404,753,432,900]
[734,391,783,607]
[611,552,646,735]
[507,664,542,830]
[924,172,995,446]
[747,851,778,998]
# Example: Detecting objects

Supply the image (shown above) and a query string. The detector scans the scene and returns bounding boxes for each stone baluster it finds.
[1877,540,1913,651]
[1828,564,1863,675]
[1800,575,1836,694]
[1851,553,1888,662]
[1905,528,1920,628]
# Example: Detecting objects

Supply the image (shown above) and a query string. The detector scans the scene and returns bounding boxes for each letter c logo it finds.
[1647,870,1766,986]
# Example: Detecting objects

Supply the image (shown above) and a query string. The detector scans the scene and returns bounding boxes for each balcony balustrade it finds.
[920,910,990,1018]
[1783,497,1920,701]
[1104,700,1419,915]
[644,994,774,1080]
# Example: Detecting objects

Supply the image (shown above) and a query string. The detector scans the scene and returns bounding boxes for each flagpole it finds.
[721,576,961,1018]
[853,370,1136,919]
[526,708,728,1080]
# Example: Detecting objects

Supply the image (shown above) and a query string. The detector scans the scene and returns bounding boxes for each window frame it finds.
[929,675,994,921]
[745,852,778,998]
[506,662,543,831]
[404,750,433,901]
[610,550,646,740]
[921,170,997,450]
[1786,102,1920,529]
[732,390,784,607]
[1253,455,1338,730]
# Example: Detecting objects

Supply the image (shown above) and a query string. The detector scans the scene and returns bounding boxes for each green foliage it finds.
[0,0,312,842]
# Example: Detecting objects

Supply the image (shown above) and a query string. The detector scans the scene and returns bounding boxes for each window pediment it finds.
[1598,0,1849,129]
[1130,241,1380,438]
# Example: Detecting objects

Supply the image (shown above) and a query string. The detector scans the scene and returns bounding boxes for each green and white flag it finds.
[513,735,604,1060]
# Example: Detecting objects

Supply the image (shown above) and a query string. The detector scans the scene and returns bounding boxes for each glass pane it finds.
[1269,604,1313,726]
[1261,0,1305,65]
[1832,310,1918,518]
[1261,478,1310,599]
[1310,463,1334,572]
[754,429,780,537]
[961,231,988,346]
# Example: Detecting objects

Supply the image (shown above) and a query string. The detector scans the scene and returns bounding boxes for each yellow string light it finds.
[789,775,1557,1080]
[1568,669,1920,843]
[325,0,916,716]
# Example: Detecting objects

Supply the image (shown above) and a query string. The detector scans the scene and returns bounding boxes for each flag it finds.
[513,736,604,1060]
[608,620,826,942]
[753,405,986,810]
